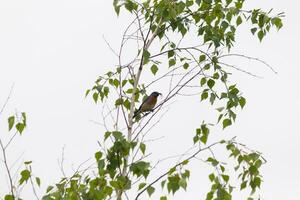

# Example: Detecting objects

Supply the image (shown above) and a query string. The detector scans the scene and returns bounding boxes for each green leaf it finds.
[151,64,158,75]
[200,77,206,86]
[115,98,123,106]
[104,131,111,141]
[249,165,258,175]
[4,195,14,200]
[193,135,199,144]
[240,181,247,190]
[221,174,229,183]
[183,63,189,69]
[254,159,263,168]
[199,55,206,62]
[113,0,121,15]
[143,50,151,64]
[216,107,224,112]
[24,161,32,165]
[147,186,155,196]
[98,159,105,170]
[204,64,210,70]
[113,79,119,87]
[161,180,166,189]
[182,170,190,179]
[160,196,167,200]
[46,185,54,193]
[112,131,123,140]
[201,91,208,101]
[206,191,214,200]
[272,17,283,29]
[239,97,246,108]
[92,92,98,103]
[236,16,242,26]
[130,161,150,178]
[85,89,90,97]
[103,86,109,97]
[19,169,31,184]
[122,79,128,87]
[35,177,41,187]
[8,116,15,131]
[258,30,264,41]
[124,99,131,110]
[253,176,261,188]
[126,88,133,94]
[179,25,187,36]
[258,14,265,28]
[21,112,26,123]
[138,182,146,190]
[251,28,257,35]
[110,180,121,190]
[209,93,216,105]
[207,79,215,89]
[168,167,176,175]
[168,50,174,58]
[95,151,103,161]
[207,157,219,166]
[182,159,189,165]
[179,178,187,190]
[140,143,146,154]
[167,175,180,194]
[169,59,176,67]
[222,118,232,129]
[213,72,219,79]
[16,123,25,134]
[220,165,225,172]
[226,0,233,5]
[186,0,193,7]
[125,0,137,13]
[200,130,209,144]
[203,0,212,4]
[209,173,215,182]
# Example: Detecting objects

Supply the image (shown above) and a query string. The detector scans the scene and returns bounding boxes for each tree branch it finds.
[135,140,222,200]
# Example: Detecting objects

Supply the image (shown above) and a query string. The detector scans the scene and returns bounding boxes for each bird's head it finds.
[151,91,162,97]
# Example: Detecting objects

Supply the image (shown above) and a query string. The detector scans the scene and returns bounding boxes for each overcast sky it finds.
[0,0,299,199]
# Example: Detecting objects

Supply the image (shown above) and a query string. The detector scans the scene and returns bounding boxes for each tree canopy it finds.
[1,0,283,200]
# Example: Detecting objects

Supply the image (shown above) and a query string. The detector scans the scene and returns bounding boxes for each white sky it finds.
[0,0,299,199]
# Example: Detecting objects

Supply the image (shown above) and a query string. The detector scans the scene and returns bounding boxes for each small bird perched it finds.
[133,91,161,118]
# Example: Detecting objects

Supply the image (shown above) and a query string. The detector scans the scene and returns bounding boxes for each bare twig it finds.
[0,84,16,196]
[218,53,277,74]
[102,35,119,57]
[0,140,14,195]
[28,166,40,200]
[0,83,15,115]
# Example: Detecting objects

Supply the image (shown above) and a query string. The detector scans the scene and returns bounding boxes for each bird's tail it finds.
[133,109,139,118]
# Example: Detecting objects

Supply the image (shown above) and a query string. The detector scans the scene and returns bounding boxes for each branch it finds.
[135,140,222,200]
[0,140,14,196]
[218,53,277,74]
[0,83,15,115]
[219,62,263,78]
[0,84,16,196]
[28,166,40,200]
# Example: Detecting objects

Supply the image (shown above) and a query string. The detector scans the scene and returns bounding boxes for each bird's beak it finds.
[158,92,162,96]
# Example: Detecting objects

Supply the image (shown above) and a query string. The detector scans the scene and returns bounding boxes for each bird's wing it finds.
[133,95,150,118]
[137,95,151,111]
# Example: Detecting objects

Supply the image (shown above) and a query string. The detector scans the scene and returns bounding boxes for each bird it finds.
[133,91,161,118]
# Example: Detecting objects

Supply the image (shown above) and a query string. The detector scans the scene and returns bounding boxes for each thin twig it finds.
[0,140,14,195]
[219,53,277,74]
[0,83,15,115]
